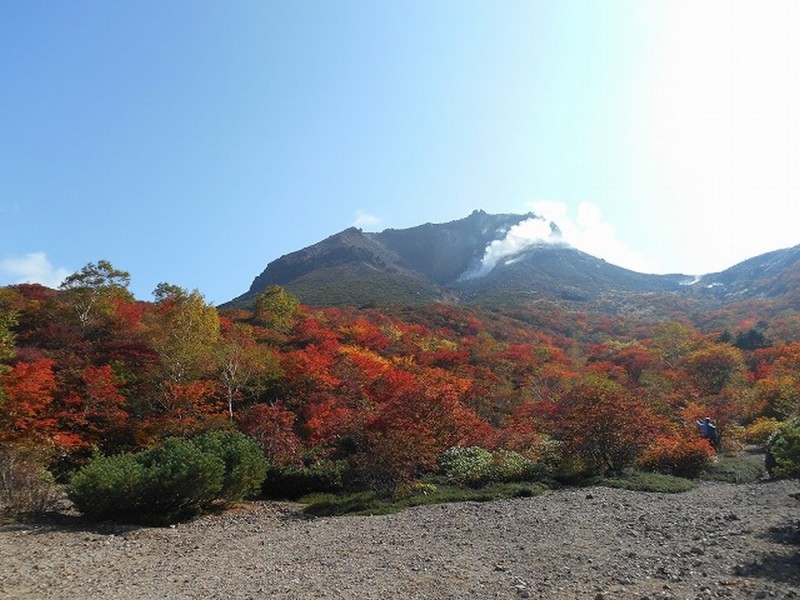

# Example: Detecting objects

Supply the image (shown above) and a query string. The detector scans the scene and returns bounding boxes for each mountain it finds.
[226,211,800,309]
[230,210,537,307]
[687,244,800,306]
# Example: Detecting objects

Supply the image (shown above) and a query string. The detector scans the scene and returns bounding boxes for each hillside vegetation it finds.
[1,259,800,522]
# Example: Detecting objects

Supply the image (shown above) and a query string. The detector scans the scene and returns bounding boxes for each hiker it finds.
[696,416,719,449]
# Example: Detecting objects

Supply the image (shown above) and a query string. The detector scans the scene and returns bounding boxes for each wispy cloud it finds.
[0,252,71,288]
[352,210,382,229]
[528,200,658,273]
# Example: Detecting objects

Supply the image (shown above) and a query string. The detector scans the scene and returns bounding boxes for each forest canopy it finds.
[1,262,799,499]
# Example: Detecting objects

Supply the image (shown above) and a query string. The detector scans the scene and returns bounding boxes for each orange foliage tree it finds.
[352,367,493,490]
[542,377,658,474]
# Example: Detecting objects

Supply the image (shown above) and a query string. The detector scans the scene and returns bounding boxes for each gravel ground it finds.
[1,478,798,600]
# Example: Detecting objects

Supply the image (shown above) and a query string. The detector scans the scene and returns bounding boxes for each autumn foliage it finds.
[2,263,800,503]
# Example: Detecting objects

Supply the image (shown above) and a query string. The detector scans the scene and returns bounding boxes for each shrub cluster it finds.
[766,418,800,479]
[193,430,269,501]
[636,435,714,478]
[68,430,267,524]
[261,459,348,499]
[0,443,61,515]
[437,446,544,487]
[744,417,781,446]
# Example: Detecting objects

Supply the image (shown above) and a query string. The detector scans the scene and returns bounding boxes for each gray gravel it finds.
[1,479,799,600]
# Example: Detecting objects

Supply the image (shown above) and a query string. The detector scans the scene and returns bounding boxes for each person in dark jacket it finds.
[696,416,719,449]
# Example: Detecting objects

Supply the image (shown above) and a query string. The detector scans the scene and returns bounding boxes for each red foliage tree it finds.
[237,403,303,466]
[682,343,745,397]
[638,429,715,477]
[353,367,493,489]
[543,377,658,474]
[0,359,57,443]
[56,364,129,450]
[137,380,224,443]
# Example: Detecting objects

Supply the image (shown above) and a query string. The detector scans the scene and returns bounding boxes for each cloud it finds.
[528,201,658,273]
[352,210,382,229]
[0,252,71,288]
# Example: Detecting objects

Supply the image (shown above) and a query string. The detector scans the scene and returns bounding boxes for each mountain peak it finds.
[225,212,800,309]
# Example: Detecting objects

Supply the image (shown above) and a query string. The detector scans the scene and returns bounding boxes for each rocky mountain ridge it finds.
[227,210,800,309]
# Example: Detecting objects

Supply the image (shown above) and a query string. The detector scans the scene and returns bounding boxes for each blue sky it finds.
[2,1,799,304]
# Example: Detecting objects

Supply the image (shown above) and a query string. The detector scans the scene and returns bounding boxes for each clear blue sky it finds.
[2,1,799,304]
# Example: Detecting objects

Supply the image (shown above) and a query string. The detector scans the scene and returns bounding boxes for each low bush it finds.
[487,449,547,483]
[437,446,545,487]
[700,456,765,483]
[262,459,348,499]
[67,452,148,521]
[69,438,223,524]
[636,435,714,478]
[193,430,267,502]
[0,443,61,515]
[766,418,800,479]
[303,491,395,517]
[437,446,493,486]
[745,417,781,446]
[68,431,268,525]
[597,471,695,493]
[719,423,745,454]
[301,481,548,517]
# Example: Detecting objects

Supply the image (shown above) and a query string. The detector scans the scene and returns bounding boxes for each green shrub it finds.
[68,431,268,525]
[437,446,545,487]
[301,481,548,517]
[487,449,546,482]
[302,491,395,517]
[69,437,225,524]
[745,417,781,446]
[598,471,696,493]
[134,437,225,522]
[700,456,765,483]
[262,460,348,499]
[437,447,493,486]
[193,430,267,502]
[473,481,548,500]
[766,419,800,479]
[67,452,147,521]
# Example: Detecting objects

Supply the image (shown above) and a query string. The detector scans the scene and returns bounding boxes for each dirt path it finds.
[1,478,799,600]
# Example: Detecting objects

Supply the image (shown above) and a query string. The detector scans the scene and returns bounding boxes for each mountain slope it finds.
[452,245,686,304]
[229,211,535,307]
[225,211,800,309]
[233,227,453,307]
[693,245,800,302]
[373,210,534,284]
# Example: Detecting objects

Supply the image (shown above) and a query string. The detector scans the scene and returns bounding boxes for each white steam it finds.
[530,201,657,273]
[462,215,565,279]
[463,200,659,279]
